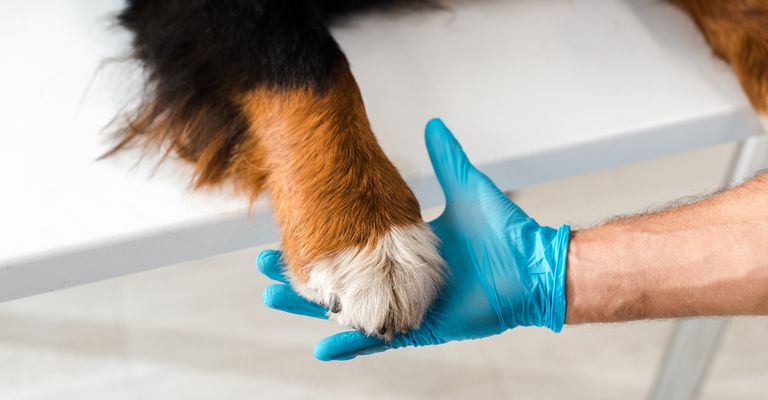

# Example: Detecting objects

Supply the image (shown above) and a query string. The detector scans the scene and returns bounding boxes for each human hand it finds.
[257,119,570,360]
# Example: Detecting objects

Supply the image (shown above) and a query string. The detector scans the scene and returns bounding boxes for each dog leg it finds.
[672,0,768,128]
[112,0,444,339]
[239,64,444,338]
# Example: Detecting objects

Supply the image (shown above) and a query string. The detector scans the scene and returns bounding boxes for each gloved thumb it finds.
[425,118,482,200]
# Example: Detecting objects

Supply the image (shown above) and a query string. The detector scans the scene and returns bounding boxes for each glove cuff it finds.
[546,224,570,333]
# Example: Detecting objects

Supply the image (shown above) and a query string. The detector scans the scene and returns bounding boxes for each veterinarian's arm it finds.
[566,173,768,323]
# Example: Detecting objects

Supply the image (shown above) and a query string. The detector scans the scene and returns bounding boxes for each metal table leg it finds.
[650,134,768,400]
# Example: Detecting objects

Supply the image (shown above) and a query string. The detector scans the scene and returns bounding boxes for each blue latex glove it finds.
[257,118,570,361]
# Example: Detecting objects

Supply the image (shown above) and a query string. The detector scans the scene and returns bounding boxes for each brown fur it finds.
[109,48,424,286]
[672,0,768,113]
[240,62,423,281]
[104,95,253,190]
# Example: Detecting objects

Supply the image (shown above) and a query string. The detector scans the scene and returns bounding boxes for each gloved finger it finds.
[255,249,290,284]
[425,118,531,221]
[425,118,488,199]
[263,284,329,319]
[314,331,391,361]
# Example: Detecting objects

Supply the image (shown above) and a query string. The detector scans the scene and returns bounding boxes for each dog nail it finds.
[328,295,341,313]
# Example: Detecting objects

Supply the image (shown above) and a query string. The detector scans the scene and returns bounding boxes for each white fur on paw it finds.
[760,114,768,133]
[291,223,445,340]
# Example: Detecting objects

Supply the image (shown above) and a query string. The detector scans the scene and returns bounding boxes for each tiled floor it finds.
[2,142,767,400]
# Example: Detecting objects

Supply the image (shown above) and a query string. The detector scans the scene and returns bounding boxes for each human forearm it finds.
[566,173,768,324]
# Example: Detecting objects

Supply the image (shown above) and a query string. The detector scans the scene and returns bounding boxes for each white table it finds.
[2,0,765,397]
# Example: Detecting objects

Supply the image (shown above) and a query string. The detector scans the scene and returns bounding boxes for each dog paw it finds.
[288,223,444,340]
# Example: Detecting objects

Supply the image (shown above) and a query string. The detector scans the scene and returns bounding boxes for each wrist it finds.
[564,226,647,324]
[545,224,570,332]
[564,230,591,324]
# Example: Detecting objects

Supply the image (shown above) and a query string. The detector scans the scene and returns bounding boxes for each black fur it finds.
[111,0,428,184]
[121,0,346,93]
[319,0,436,20]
